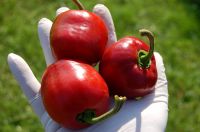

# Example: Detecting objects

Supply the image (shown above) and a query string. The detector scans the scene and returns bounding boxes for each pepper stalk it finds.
[138,29,155,69]
[72,0,85,10]
[76,95,126,124]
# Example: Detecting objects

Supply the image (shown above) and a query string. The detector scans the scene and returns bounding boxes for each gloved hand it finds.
[7,4,168,132]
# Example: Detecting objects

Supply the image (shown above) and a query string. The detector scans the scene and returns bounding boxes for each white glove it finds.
[7,4,168,132]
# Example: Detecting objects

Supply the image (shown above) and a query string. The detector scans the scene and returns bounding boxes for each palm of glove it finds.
[7,4,168,132]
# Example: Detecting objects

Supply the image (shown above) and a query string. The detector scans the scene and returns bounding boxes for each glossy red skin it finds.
[41,60,109,129]
[99,37,157,99]
[50,10,108,65]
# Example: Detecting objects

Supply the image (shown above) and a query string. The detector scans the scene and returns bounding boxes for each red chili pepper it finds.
[41,60,126,129]
[50,0,108,65]
[99,29,158,99]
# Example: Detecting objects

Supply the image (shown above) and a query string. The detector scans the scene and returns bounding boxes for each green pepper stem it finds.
[138,29,155,68]
[72,0,85,10]
[76,95,126,124]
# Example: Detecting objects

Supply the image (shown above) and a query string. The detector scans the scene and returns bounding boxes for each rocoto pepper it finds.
[50,0,108,65]
[41,60,126,129]
[99,29,158,99]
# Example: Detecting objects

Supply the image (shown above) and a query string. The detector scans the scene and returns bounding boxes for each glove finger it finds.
[38,7,70,66]
[154,52,168,94]
[38,18,55,66]
[93,4,117,47]
[56,7,70,17]
[144,52,168,104]
[7,53,45,117]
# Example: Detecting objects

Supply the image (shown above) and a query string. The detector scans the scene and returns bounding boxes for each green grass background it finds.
[1,0,200,131]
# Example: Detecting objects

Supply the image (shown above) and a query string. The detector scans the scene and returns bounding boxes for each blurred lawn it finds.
[0,0,200,131]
